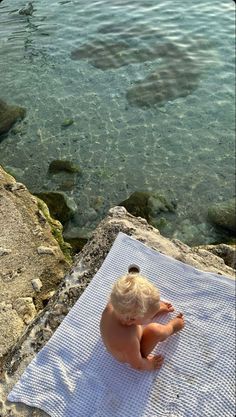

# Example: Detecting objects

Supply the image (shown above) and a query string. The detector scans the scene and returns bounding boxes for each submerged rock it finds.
[70,25,209,107]
[126,55,199,107]
[61,118,74,127]
[208,198,236,233]
[63,225,93,253]
[48,160,82,175]
[0,99,26,137]
[119,191,151,220]
[19,2,34,16]
[71,40,131,69]
[35,191,77,224]
[119,191,176,227]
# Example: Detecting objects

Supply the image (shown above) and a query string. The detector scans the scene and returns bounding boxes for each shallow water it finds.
[0,0,235,245]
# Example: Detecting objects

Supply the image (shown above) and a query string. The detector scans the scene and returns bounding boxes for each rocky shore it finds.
[0,166,71,362]
[0,167,235,417]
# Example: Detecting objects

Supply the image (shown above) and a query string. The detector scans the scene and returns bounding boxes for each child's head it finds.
[110,273,160,323]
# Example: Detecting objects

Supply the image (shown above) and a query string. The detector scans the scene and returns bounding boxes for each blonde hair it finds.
[110,273,160,319]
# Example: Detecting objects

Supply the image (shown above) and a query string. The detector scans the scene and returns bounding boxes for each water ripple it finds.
[0,0,235,245]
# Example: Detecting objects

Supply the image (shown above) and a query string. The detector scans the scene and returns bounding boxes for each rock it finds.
[86,208,98,222]
[199,243,236,270]
[61,118,74,127]
[4,182,26,192]
[0,165,70,361]
[11,124,26,135]
[119,191,151,219]
[58,178,77,191]
[109,206,127,217]
[91,195,105,211]
[41,290,56,307]
[63,225,93,252]
[148,194,176,216]
[19,2,34,16]
[0,99,26,137]
[126,57,199,108]
[48,160,81,175]
[31,279,43,292]
[37,246,56,255]
[36,197,72,263]
[0,206,235,416]
[0,303,24,358]
[35,191,77,224]
[0,247,11,256]
[208,198,236,233]
[119,191,176,228]
[13,297,37,324]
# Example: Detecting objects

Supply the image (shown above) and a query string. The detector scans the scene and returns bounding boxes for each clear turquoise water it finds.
[0,0,235,245]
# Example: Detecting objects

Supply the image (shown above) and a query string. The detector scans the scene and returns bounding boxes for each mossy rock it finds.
[36,197,72,263]
[119,191,176,222]
[61,118,74,127]
[119,191,151,220]
[208,198,236,233]
[0,99,26,136]
[35,191,77,225]
[48,160,82,175]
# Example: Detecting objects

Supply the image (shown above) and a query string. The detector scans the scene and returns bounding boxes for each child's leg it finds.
[140,313,184,358]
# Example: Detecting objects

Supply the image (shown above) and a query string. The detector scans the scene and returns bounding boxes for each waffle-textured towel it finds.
[8,232,235,417]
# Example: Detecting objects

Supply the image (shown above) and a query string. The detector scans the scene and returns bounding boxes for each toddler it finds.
[100,273,184,371]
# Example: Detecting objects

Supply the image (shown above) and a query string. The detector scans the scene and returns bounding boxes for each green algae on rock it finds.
[35,191,77,224]
[0,99,26,137]
[61,118,74,127]
[48,160,82,175]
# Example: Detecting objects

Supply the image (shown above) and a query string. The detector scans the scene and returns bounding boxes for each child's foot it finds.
[171,313,185,334]
[158,301,175,314]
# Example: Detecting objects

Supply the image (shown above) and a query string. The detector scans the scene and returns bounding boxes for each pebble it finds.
[5,182,26,192]
[0,247,11,256]
[37,246,56,255]
[14,297,37,324]
[31,278,43,292]
[32,225,44,237]
[109,206,127,216]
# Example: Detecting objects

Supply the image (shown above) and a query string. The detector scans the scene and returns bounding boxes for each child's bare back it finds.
[100,273,184,372]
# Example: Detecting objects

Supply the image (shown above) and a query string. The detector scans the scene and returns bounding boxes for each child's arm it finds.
[124,337,164,371]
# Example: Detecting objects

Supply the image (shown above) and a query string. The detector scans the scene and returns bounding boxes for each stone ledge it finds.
[1,206,235,417]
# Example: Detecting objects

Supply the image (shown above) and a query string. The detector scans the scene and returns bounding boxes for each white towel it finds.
[8,232,235,417]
